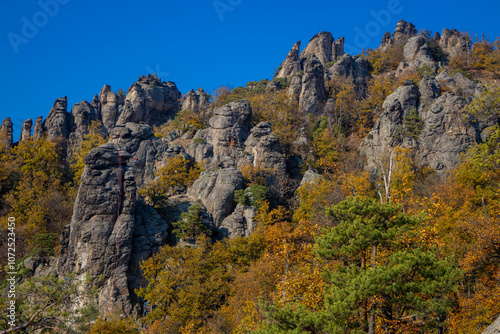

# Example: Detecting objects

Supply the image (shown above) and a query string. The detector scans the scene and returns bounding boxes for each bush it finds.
[173,203,210,241]
[234,184,270,208]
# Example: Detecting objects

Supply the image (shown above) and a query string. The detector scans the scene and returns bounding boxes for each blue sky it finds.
[1,0,499,139]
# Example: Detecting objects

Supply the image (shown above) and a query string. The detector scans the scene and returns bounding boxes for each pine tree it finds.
[173,204,210,241]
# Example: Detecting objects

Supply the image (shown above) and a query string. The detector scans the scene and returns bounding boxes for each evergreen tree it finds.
[174,203,210,241]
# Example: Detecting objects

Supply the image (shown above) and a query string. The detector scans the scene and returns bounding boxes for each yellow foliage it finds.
[139,156,203,207]
[86,315,139,334]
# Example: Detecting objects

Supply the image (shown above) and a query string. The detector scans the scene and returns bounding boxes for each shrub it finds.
[234,184,270,208]
[173,203,210,241]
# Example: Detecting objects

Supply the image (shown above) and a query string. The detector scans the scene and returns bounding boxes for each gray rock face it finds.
[21,119,32,141]
[299,55,326,115]
[68,100,99,154]
[188,167,244,227]
[117,75,181,126]
[403,36,429,61]
[287,74,303,103]
[482,315,500,334]
[380,20,417,50]
[438,28,470,57]
[243,121,286,171]
[58,142,136,314]
[58,122,175,315]
[219,204,257,238]
[275,41,302,79]
[436,70,480,99]
[299,32,345,65]
[206,100,252,164]
[182,88,210,112]
[99,85,122,131]
[0,118,13,148]
[361,77,490,173]
[328,54,371,95]
[44,97,70,143]
[33,116,44,139]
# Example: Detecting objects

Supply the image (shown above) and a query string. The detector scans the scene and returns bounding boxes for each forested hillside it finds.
[1,20,500,333]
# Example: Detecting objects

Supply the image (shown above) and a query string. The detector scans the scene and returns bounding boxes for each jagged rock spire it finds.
[0,117,13,148]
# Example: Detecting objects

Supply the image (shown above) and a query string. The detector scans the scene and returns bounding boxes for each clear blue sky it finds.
[1,0,499,139]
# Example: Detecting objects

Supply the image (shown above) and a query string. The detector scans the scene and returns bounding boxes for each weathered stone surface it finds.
[403,36,429,61]
[58,121,181,315]
[438,28,470,57]
[218,204,257,238]
[44,96,70,143]
[482,315,500,334]
[99,85,122,131]
[243,121,286,171]
[188,167,244,227]
[436,70,480,99]
[287,74,303,103]
[58,142,136,314]
[299,32,345,65]
[68,100,99,154]
[182,88,210,112]
[380,20,417,50]
[117,75,181,127]
[299,55,326,115]
[0,117,13,148]
[21,119,32,141]
[328,54,371,95]
[205,100,252,164]
[33,116,44,139]
[361,77,490,174]
[275,41,302,79]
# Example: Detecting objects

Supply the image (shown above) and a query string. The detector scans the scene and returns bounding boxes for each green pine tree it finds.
[173,203,210,242]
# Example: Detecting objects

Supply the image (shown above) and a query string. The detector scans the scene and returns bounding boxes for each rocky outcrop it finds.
[436,70,480,99]
[275,41,302,79]
[299,55,326,115]
[243,121,286,171]
[57,142,137,314]
[58,122,178,315]
[98,85,122,131]
[437,28,470,57]
[361,76,489,173]
[482,315,500,334]
[380,20,418,50]
[0,118,13,148]
[33,116,44,139]
[403,36,430,61]
[328,54,371,95]
[219,204,258,238]
[43,97,70,144]
[182,88,210,112]
[117,75,181,126]
[205,100,252,165]
[21,119,32,141]
[68,101,99,153]
[188,167,244,227]
[299,32,345,65]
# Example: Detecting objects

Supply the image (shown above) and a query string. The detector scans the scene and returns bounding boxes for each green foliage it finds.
[71,120,108,184]
[417,64,435,77]
[273,77,289,89]
[116,87,126,97]
[234,184,270,208]
[192,136,206,145]
[315,198,460,333]
[0,274,96,333]
[420,29,446,62]
[173,203,211,241]
[137,234,267,333]
[403,108,424,140]
[32,233,59,256]
[139,155,203,208]
[466,83,500,123]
